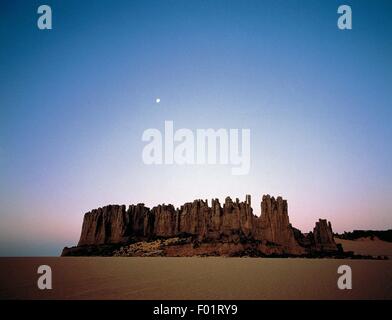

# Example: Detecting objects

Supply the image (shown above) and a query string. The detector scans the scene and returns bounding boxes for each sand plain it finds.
[0,256,391,300]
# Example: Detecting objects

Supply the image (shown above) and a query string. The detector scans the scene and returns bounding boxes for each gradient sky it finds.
[0,0,391,256]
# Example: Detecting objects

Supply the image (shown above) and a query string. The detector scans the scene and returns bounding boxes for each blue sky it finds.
[0,0,391,255]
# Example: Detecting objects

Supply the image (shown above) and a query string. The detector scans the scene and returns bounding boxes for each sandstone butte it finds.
[62,194,340,257]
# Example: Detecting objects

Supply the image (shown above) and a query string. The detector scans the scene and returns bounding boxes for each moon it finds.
[156,98,161,104]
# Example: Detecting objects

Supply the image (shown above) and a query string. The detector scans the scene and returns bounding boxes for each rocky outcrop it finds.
[78,204,150,246]
[77,196,257,246]
[63,194,338,256]
[257,195,304,254]
[312,219,338,252]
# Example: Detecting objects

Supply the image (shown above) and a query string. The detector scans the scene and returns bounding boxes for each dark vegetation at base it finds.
[335,230,392,242]
[61,239,388,260]
[61,244,121,256]
[231,247,388,260]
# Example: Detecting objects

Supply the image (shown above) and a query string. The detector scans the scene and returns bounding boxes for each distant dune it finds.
[336,237,392,258]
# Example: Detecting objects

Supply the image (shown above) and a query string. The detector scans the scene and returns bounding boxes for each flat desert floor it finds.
[0,256,391,300]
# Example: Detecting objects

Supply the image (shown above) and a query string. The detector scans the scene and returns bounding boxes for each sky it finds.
[0,0,391,256]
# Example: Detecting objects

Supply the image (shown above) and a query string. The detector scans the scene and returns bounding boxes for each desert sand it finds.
[0,257,391,300]
[335,237,392,258]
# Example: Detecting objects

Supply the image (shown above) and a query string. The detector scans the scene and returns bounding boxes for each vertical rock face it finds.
[152,204,178,237]
[257,195,304,254]
[78,204,150,246]
[72,194,336,256]
[78,205,127,246]
[313,219,338,252]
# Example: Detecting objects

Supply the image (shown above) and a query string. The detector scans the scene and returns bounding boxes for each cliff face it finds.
[312,219,338,252]
[257,195,304,254]
[68,194,338,256]
[78,196,256,246]
[78,204,151,246]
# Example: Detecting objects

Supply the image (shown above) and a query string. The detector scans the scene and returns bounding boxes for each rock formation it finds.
[257,195,303,254]
[78,204,151,246]
[63,194,339,257]
[312,219,338,252]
